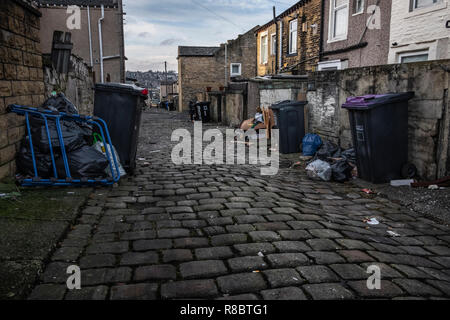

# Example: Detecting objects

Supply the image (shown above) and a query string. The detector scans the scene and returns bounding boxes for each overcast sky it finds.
[123,0,296,72]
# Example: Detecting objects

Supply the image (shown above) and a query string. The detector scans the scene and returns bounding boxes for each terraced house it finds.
[255,0,322,76]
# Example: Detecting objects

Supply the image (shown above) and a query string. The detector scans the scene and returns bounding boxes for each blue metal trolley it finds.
[8,105,122,187]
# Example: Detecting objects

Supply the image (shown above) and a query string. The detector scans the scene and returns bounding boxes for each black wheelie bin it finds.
[94,83,148,175]
[270,100,308,154]
[342,92,415,184]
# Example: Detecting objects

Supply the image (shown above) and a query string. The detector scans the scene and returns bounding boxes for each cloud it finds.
[123,0,296,72]
[160,38,182,46]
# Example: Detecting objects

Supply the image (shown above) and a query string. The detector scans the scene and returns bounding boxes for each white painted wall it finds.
[259,89,294,109]
[388,0,450,64]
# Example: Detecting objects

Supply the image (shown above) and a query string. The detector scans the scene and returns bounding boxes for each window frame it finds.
[328,0,349,42]
[230,63,242,77]
[289,19,298,55]
[318,59,348,71]
[353,0,364,15]
[260,31,269,65]
[397,50,430,63]
[412,0,440,10]
[270,33,277,56]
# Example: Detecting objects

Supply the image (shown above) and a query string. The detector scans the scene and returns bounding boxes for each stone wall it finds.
[0,0,44,180]
[307,60,450,180]
[178,28,257,112]
[178,55,224,112]
[43,54,94,116]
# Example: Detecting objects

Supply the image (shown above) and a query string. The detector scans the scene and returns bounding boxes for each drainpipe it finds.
[224,43,228,87]
[98,4,105,83]
[87,6,93,67]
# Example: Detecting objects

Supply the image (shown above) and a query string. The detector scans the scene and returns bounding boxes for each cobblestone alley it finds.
[29,109,450,300]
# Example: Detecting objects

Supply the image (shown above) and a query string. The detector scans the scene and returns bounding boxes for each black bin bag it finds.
[42,93,79,115]
[56,146,109,179]
[30,118,87,154]
[16,139,54,178]
[331,160,353,183]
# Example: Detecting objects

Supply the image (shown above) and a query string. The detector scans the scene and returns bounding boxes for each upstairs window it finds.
[260,33,268,64]
[412,0,440,9]
[230,63,242,76]
[271,34,277,56]
[289,19,298,54]
[329,0,349,41]
[353,0,364,14]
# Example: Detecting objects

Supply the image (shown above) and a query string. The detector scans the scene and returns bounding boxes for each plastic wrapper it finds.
[93,141,126,178]
[306,160,332,181]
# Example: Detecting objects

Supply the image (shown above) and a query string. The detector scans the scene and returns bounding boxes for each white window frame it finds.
[353,0,364,15]
[397,50,429,63]
[318,60,348,71]
[328,0,349,43]
[289,19,298,54]
[270,33,277,56]
[260,31,268,65]
[230,63,242,77]
[412,0,441,10]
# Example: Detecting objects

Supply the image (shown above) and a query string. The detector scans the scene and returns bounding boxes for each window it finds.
[289,19,298,54]
[412,0,440,9]
[271,34,277,56]
[260,32,268,64]
[398,50,429,63]
[329,0,349,42]
[318,60,348,71]
[230,63,242,77]
[353,0,364,14]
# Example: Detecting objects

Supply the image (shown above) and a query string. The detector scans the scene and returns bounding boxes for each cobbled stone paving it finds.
[29,109,450,300]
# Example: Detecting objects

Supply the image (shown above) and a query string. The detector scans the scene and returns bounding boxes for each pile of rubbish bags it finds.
[303,134,356,183]
[17,93,125,179]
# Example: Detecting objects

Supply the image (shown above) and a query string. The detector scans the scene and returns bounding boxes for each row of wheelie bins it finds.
[189,101,211,123]
[270,92,414,184]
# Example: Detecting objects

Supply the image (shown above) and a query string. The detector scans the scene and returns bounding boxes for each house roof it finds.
[178,46,220,57]
[254,0,312,33]
[38,0,118,7]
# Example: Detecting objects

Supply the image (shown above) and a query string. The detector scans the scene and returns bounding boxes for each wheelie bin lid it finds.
[94,82,149,98]
[342,92,414,110]
[270,100,308,110]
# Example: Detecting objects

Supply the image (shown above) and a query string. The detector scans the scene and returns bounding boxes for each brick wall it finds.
[178,55,224,112]
[256,0,322,76]
[388,0,449,63]
[0,0,45,179]
[178,28,257,112]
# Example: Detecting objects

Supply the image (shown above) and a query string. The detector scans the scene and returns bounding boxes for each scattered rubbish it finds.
[306,160,332,182]
[299,155,313,161]
[149,150,161,154]
[0,193,6,198]
[252,270,261,273]
[365,218,380,225]
[390,179,415,187]
[292,277,299,281]
[258,252,264,257]
[67,192,75,195]
[428,185,439,190]
[387,230,401,237]
[362,189,375,194]
[412,176,450,188]
[138,158,147,161]
[0,192,21,199]
[93,133,126,178]
[290,162,302,169]
[302,134,322,156]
